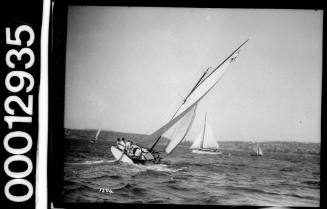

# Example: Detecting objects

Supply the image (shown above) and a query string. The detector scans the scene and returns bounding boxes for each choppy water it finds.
[63,138,320,206]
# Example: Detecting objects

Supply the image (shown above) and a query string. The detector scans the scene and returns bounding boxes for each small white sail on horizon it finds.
[91,129,102,143]
[258,147,263,156]
[252,143,263,156]
[95,129,101,141]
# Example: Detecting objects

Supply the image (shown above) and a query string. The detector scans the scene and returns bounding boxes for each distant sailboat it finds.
[110,40,248,164]
[191,113,222,155]
[90,129,101,143]
[251,143,263,156]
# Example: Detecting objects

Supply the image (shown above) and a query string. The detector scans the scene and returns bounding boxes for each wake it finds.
[64,159,117,166]
[125,163,188,173]
[64,159,187,173]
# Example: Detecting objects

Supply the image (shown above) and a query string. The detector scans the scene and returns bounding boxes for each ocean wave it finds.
[220,185,282,197]
[125,163,187,173]
[89,174,123,181]
[62,139,320,206]
[161,177,177,184]
[174,161,207,167]
[302,180,320,187]
[280,167,295,172]
[64,180,95,193]
[166,184,194,191]
[63,180,84,191]
[287,192,319,200]
[144,199,167,204]
[202,195,220,204]
[113,183,148,196]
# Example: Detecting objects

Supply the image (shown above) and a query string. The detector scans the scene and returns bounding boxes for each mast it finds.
[182,67,212,105]
[200,113,207,149]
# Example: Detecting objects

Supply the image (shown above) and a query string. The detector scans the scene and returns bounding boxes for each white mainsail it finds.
[165,104,197,154]
[202,123,219,149]
[146,40,248,154]
[258,147,263,155]
[91,129,101,143]
[253,143,263,155]
[95,129,101,141]
[190,129,204,149]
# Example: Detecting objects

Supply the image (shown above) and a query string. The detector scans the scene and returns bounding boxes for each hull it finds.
[192,149,223,155]
[111,146,134,164]
[110,146,158,165]
[251,154,263,157]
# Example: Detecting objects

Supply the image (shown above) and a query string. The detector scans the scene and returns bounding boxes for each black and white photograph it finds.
[62,7,322,206]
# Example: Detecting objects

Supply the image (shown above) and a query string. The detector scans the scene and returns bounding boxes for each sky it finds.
[65,7,322,143]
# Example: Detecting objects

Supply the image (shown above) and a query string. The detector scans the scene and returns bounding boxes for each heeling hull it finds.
[192,149,223,155]
[110,146,158,165]
[111,146,134,163]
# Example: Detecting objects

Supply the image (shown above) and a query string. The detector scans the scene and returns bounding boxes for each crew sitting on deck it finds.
[116,138,126,151]
[134,147,142,157]
[124,138,132,151]
[129,144,142,158]
[117,138,151,160]
[125,140,134,155]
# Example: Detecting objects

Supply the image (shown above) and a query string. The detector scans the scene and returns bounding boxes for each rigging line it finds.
[182,67,211,104]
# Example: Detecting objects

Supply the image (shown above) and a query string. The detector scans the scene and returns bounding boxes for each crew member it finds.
[134,147,142,158]
[125,139,132,153]
[116,138,126,151]
[130,144,141,158]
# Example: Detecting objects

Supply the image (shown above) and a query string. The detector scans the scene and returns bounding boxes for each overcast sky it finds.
[65,7,322,143]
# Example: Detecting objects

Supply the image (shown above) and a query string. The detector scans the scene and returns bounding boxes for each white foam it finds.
[127,163,187,173]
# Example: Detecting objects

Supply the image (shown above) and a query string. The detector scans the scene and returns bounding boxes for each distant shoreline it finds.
[64,128,320,144]
[64,128,320,156]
